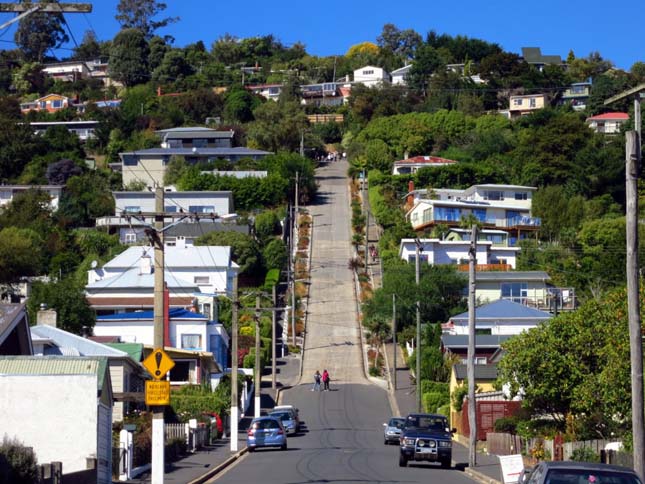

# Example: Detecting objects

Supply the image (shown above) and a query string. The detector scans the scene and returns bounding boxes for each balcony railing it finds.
[501,290,576,312]
[458,264,513,272]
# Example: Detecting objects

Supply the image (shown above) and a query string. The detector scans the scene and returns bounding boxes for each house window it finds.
[434,206,461,222]
[39,101,47,109]
[169,361,192,382]
[407,254,428,264]
[471,208,487,222]
[411,212,418,222]
[168,139,183,148]
[484,190,503,201]
[529,98,537,107]
[514,192,528,200]
[513,98,523,106]
[124,206,140,212]
[188,205,215,213]
[52,100,62,108]
[194,276,210,285]
[192,138,208,148]
[501,282,528,303]
[475,357,487,365]
[165,237,176,246]
[476,328,492,335]
[362,70,374,75]
[181,334,202,350]
[124,233,137,244]
[164,206,177,213]
[122,155,138,166]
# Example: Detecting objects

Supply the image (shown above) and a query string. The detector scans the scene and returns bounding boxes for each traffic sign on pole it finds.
[143,348,175,380]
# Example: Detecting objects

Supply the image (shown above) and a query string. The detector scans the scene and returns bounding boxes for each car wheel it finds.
[399,454,408,467]
[281,442,287,450]
[441,458,451,469]
[384,438,388,445]
[248,447,255,453]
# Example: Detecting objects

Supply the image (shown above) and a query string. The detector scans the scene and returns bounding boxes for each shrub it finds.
[570,446,600,463]
[369,366,380,377]
[423,392,450,414]
[437,404,451,417]
[0,435,39,484]
[494,416,519,434]
[452,384,469,412]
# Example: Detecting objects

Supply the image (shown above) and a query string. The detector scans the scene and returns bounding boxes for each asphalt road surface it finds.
[211,160,476,484]
[214,383,475,484]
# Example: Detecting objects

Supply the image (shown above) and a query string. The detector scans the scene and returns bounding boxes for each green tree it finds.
[0,227,45,283]
[254,210,280,243]
[163,156,188,186]
[115,0,179,39]
[109,28,150,87]
[72,30,102,60]
[532,185,585,242]
[152,49,194,84]
[27,278,95,335]
[14,8,68,62]
[247,100,308,153]
[377,23,422,60]
[408,44,445,94]
[262,238,287,271]
[0,435,39,484]
[223,89,258,124]
[194,231,261,275]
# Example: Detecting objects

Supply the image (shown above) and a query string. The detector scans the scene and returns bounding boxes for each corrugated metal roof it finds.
[105,343,144,362]
[121,147,272,156]
[441,334,513,348]
[453,363,498,380]
[86,267,200,289]
[30,325,129,357]
[103,246,233,269]
[0,356,108,390]
[0,303,24,338]
[475,271,550,282]
[450,299,552,322]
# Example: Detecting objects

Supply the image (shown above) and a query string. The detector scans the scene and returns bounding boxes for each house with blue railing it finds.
[405,184,540,245]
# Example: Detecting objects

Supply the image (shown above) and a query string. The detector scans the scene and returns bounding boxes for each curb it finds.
[186,447,248,484]
[464,466,502,484]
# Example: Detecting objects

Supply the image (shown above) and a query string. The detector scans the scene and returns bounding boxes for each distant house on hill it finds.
[586,112,629,134]
[155,127,235,149]
[20,93,82,114]
[353,65,390,87]
[392,155,458,175]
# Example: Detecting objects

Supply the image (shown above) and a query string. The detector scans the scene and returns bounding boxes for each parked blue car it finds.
[247,417,287,451]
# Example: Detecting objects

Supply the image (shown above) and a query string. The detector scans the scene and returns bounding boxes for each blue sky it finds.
[3,0,643,70]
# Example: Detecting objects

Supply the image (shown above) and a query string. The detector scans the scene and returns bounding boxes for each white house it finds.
[399,237,519,269]
[85,245,238,315]
[353,65,391,87]
[442,299,552,336]
[117,147,273,187]
[406,184,540,244]
[586,112,629,135]
[392,155,458,175]
[94,308,227,386]
[0,356,113,484]
[155,127,235,149]
[29,120,98,142]
[0,184,63,210]
[30,315,148,422]
[391,64,412,85]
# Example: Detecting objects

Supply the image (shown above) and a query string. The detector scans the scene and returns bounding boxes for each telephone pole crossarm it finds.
[0,3,92,13]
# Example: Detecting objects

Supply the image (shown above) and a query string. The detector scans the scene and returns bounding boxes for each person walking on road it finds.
[313,370,322,391]
[322,369,330,391]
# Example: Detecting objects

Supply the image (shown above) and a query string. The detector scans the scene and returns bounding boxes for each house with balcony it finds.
[300,82,344,107]
[155,127,235,149]
[94,309,226,386]
[586,112,629,134]
[406,184,540,244]
[561,81,592,111]
[398,234,520,269]
[246,83,282,101]
[507,93,546,119]
[392,155,458,175]
[85,245,238,316]
[353,65,391,87]
[95,190,241,244]
[116,147,272,187]
[20,93,83,114]
[475,270,576,312]
[29,120,98,142]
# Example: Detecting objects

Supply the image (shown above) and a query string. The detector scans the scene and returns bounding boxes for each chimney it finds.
[140,254,153,275]
[407,180,415,208]
[37,305,57,327]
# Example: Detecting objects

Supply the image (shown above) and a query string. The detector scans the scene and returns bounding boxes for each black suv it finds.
[399,413,454,468]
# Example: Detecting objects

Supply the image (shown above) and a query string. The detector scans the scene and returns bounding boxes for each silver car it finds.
[269,410,297,435]
[383,417,405,444]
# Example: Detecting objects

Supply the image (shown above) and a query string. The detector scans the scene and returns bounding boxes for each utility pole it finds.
[626,131,644,480]
[414,238,422,413]
[152,187,165,484]
[467,224,478,468]
[0,2,91,31]
[300,131,304,157]
[271,284,277,390]
[254,296,261,419]
[605,86,644,481]
[392,294,397,391]
[230,275,239,452]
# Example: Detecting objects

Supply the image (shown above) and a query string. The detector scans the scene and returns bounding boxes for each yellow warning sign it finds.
[145,380,171,406]
[143,348,175,380]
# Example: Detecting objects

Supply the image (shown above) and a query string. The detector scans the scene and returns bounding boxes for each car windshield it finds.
[545,470,641,484]
[253,419,280,430]
[406,415,447,430]
[390,418,405,429]
[270,412,291,421]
